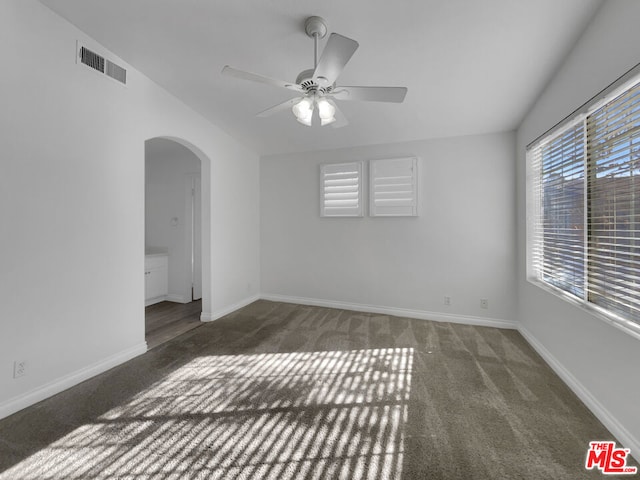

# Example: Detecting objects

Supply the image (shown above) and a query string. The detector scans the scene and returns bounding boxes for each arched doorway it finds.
[144,136,209,349]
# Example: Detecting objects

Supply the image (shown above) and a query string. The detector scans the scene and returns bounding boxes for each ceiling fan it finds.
[221,16,407,127]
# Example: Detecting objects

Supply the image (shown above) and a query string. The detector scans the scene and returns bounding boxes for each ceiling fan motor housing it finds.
[295,68,334,94]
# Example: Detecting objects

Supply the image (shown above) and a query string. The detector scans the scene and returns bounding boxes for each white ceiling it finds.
[40,0,602,156]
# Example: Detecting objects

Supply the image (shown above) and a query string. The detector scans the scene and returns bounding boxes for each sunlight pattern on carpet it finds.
[2,348,413,480]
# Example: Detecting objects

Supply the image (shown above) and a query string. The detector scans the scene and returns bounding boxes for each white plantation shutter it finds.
[369,157,418,217]
[586,81,640,323]
[320,162,363,217]
[527,73,640,333]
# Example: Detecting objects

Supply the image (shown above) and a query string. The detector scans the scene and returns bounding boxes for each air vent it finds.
[78,43,127,86]
[80,46,105,73]
[106,60,127,85]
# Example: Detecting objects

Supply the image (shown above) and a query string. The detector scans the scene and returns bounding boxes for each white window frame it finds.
[526,71,640,341]
[320,161,364,217]
[369,157,418,217]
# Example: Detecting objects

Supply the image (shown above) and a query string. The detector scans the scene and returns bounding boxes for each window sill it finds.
[526,277,640,342]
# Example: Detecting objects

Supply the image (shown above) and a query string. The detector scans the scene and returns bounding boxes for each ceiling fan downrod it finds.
[304,16,327,69]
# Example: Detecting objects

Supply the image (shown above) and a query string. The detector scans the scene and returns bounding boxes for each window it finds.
[528,75,640,335]
[320,162,363,217]
[369,157,418,217]
[529,121,585,297]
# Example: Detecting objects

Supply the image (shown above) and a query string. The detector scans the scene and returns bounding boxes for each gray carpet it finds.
[0,301,634,479]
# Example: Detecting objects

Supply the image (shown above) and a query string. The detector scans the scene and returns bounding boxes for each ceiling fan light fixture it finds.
[292,97,314,126]
[317,98,336,126]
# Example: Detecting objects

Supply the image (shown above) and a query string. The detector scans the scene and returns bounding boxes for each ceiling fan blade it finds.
[332,86,408,103]
[256,98,300,118]
[221,66,303,93]
[313,33,359,86]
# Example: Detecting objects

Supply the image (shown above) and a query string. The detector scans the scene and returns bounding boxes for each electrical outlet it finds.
[13,360,26,378]
[480,299,489,309]
[444,296,451,306]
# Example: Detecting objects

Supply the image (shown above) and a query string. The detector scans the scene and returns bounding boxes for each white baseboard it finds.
[200,294,261,322]
[519,326,640,463]
[165,294,187,304]
[0,342,147,421]
[146,294,188,305]
[260,293,517,329]
[145,295,166,307]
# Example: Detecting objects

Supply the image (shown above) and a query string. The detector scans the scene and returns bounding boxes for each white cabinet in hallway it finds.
[145,254,168,306]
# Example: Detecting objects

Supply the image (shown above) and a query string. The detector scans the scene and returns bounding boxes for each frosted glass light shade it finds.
[292,98,313,126]
[317,99,336,126]
[291,96,336,126]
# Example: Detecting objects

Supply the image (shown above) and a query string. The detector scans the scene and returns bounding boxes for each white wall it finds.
[145,138,200,303]
[0,0,260,418]
[261,132,517,326]
[516,0,640,455]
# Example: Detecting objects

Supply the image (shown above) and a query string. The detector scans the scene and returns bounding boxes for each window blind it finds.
[528,75,640,331]
[586,81,640,323]
[369,157,418,217]
[320,162,363,217]
[529,122,585,298]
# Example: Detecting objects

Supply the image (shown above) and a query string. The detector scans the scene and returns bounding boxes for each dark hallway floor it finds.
[145,299,202,349]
